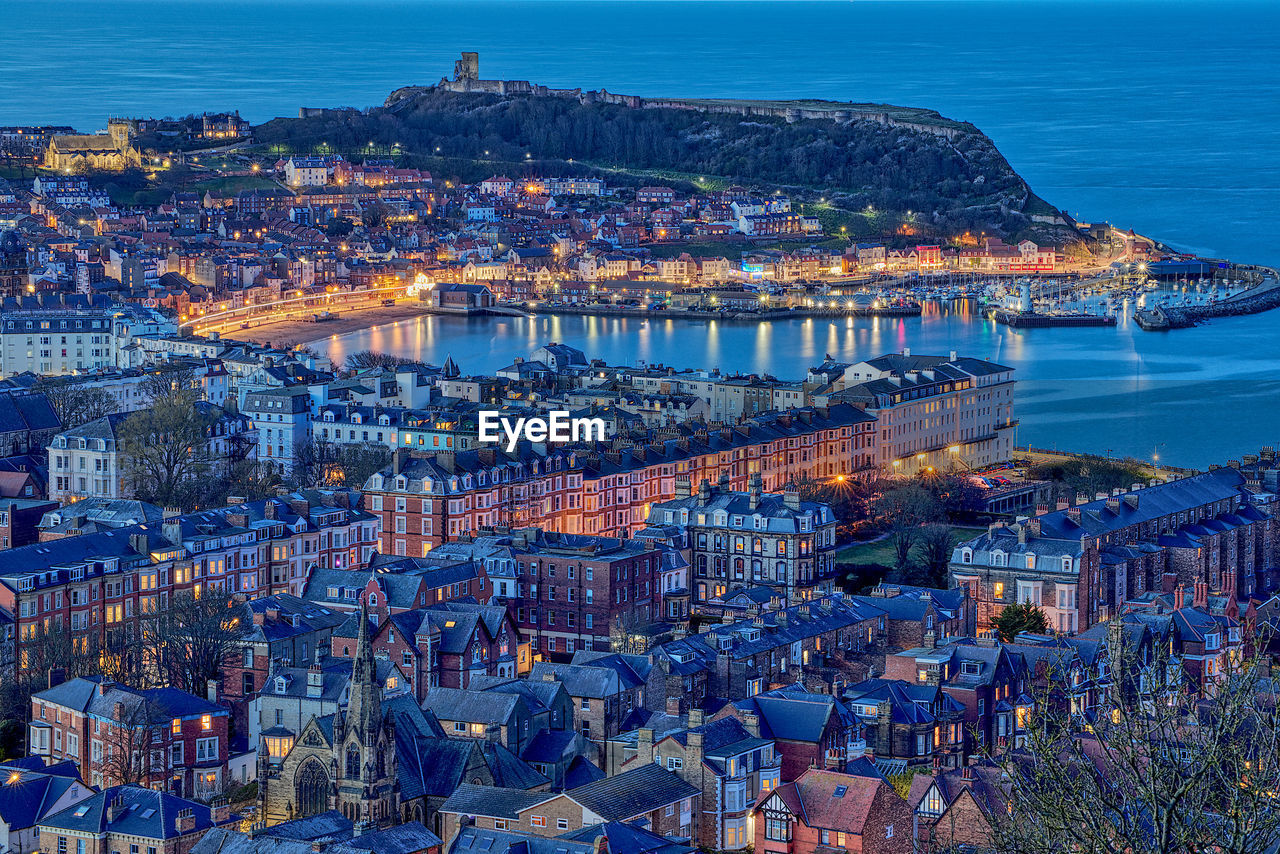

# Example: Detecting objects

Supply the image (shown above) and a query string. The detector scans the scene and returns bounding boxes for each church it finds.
[259,601,550,833]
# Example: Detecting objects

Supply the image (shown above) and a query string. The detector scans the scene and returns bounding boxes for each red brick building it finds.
[30,677,230,799]
[754,768,912,854]
[329,600,521,698]
[364,405,875,557]
[430,528,672,661]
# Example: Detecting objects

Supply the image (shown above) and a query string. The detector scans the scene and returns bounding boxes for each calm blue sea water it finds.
[3,0,1278,265]
[3,0,1277,465]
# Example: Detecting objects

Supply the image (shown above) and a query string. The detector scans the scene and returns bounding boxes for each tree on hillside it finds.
[874,484,941,576]
[991,635,1280,854]
[992,602,1049,642]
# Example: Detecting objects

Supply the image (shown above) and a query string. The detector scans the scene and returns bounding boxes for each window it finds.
[886,824,894,839]
[196,737,218,762]
[921,785,945,816]
[531,816,546,828]
[557,818,569,830]
[765,818,789,841]
[201,714,212,731]
[666,757,683,771]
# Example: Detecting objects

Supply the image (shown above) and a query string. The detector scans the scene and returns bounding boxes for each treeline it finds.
[254,90,1044,235]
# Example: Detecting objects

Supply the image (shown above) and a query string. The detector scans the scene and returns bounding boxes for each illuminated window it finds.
[171,719,181,735]
[201,714,211,731]
[993,582,1004,600]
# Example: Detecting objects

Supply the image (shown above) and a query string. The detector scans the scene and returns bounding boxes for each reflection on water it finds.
[316,308,1280,468]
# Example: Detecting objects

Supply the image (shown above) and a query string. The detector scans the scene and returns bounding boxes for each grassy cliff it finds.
[255,88,1076,243]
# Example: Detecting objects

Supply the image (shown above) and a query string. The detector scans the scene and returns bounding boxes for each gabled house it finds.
[630,711,779,850]
[721,686,863,781]
[753,768,912,854]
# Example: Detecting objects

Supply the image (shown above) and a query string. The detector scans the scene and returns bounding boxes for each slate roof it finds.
[329,821,444,854]
[0,768,87,831]
[422,687,521,726]
[529,662,622,699]
[560,821,696,854]
[735,689,855,743]
[440,783,552,820]
[450,826,593,854]
[33,676,224,725]
[40,785,226,839]
[567,763,698,821]
[258,808,353,841]
[190,828,319,854]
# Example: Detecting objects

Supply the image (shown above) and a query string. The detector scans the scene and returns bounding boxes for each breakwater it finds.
[1135,272,1280,331]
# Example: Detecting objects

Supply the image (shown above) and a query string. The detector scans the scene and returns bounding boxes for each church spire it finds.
[347,598,383,742]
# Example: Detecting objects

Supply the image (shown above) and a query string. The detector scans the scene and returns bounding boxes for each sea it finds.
[2,0,1278,467]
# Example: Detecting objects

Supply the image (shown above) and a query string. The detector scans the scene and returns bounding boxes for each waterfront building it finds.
[811,350,1016,476]
[362,404,875,555]
[949,468,1280,635]
[0,296,175,377]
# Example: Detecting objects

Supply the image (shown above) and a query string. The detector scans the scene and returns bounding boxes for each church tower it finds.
[333,599,399,829]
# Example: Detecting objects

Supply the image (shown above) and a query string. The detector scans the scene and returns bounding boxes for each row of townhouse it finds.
[362,403,877,556]
[0,489,378,679]
[950,467,1280,635]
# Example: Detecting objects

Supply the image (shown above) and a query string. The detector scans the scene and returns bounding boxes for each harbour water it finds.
[313,304,1279,469]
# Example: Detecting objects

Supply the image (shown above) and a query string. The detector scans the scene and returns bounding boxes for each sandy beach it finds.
[228,304,434,349]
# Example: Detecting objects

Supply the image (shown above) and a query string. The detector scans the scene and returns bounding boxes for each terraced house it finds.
[0,489,377,679]
[950,468,1280,635]
[653,593,887,704]
[30,676,230,798]
[362,404,875,554]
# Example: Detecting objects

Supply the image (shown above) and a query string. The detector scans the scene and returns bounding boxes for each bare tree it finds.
[118,395,220,510]
[915,523,957,588]
[140,365,201,405]
[342,350,416,373]
[100,699,160,788]
[292,438,389,490]
[609,610,652,656]
[991,628,1280,854]
[140,590,241,696]
[34,380,117,428]
[873,484,940,576]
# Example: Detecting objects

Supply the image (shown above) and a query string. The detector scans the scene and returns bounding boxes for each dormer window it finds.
[961,549,973,565]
